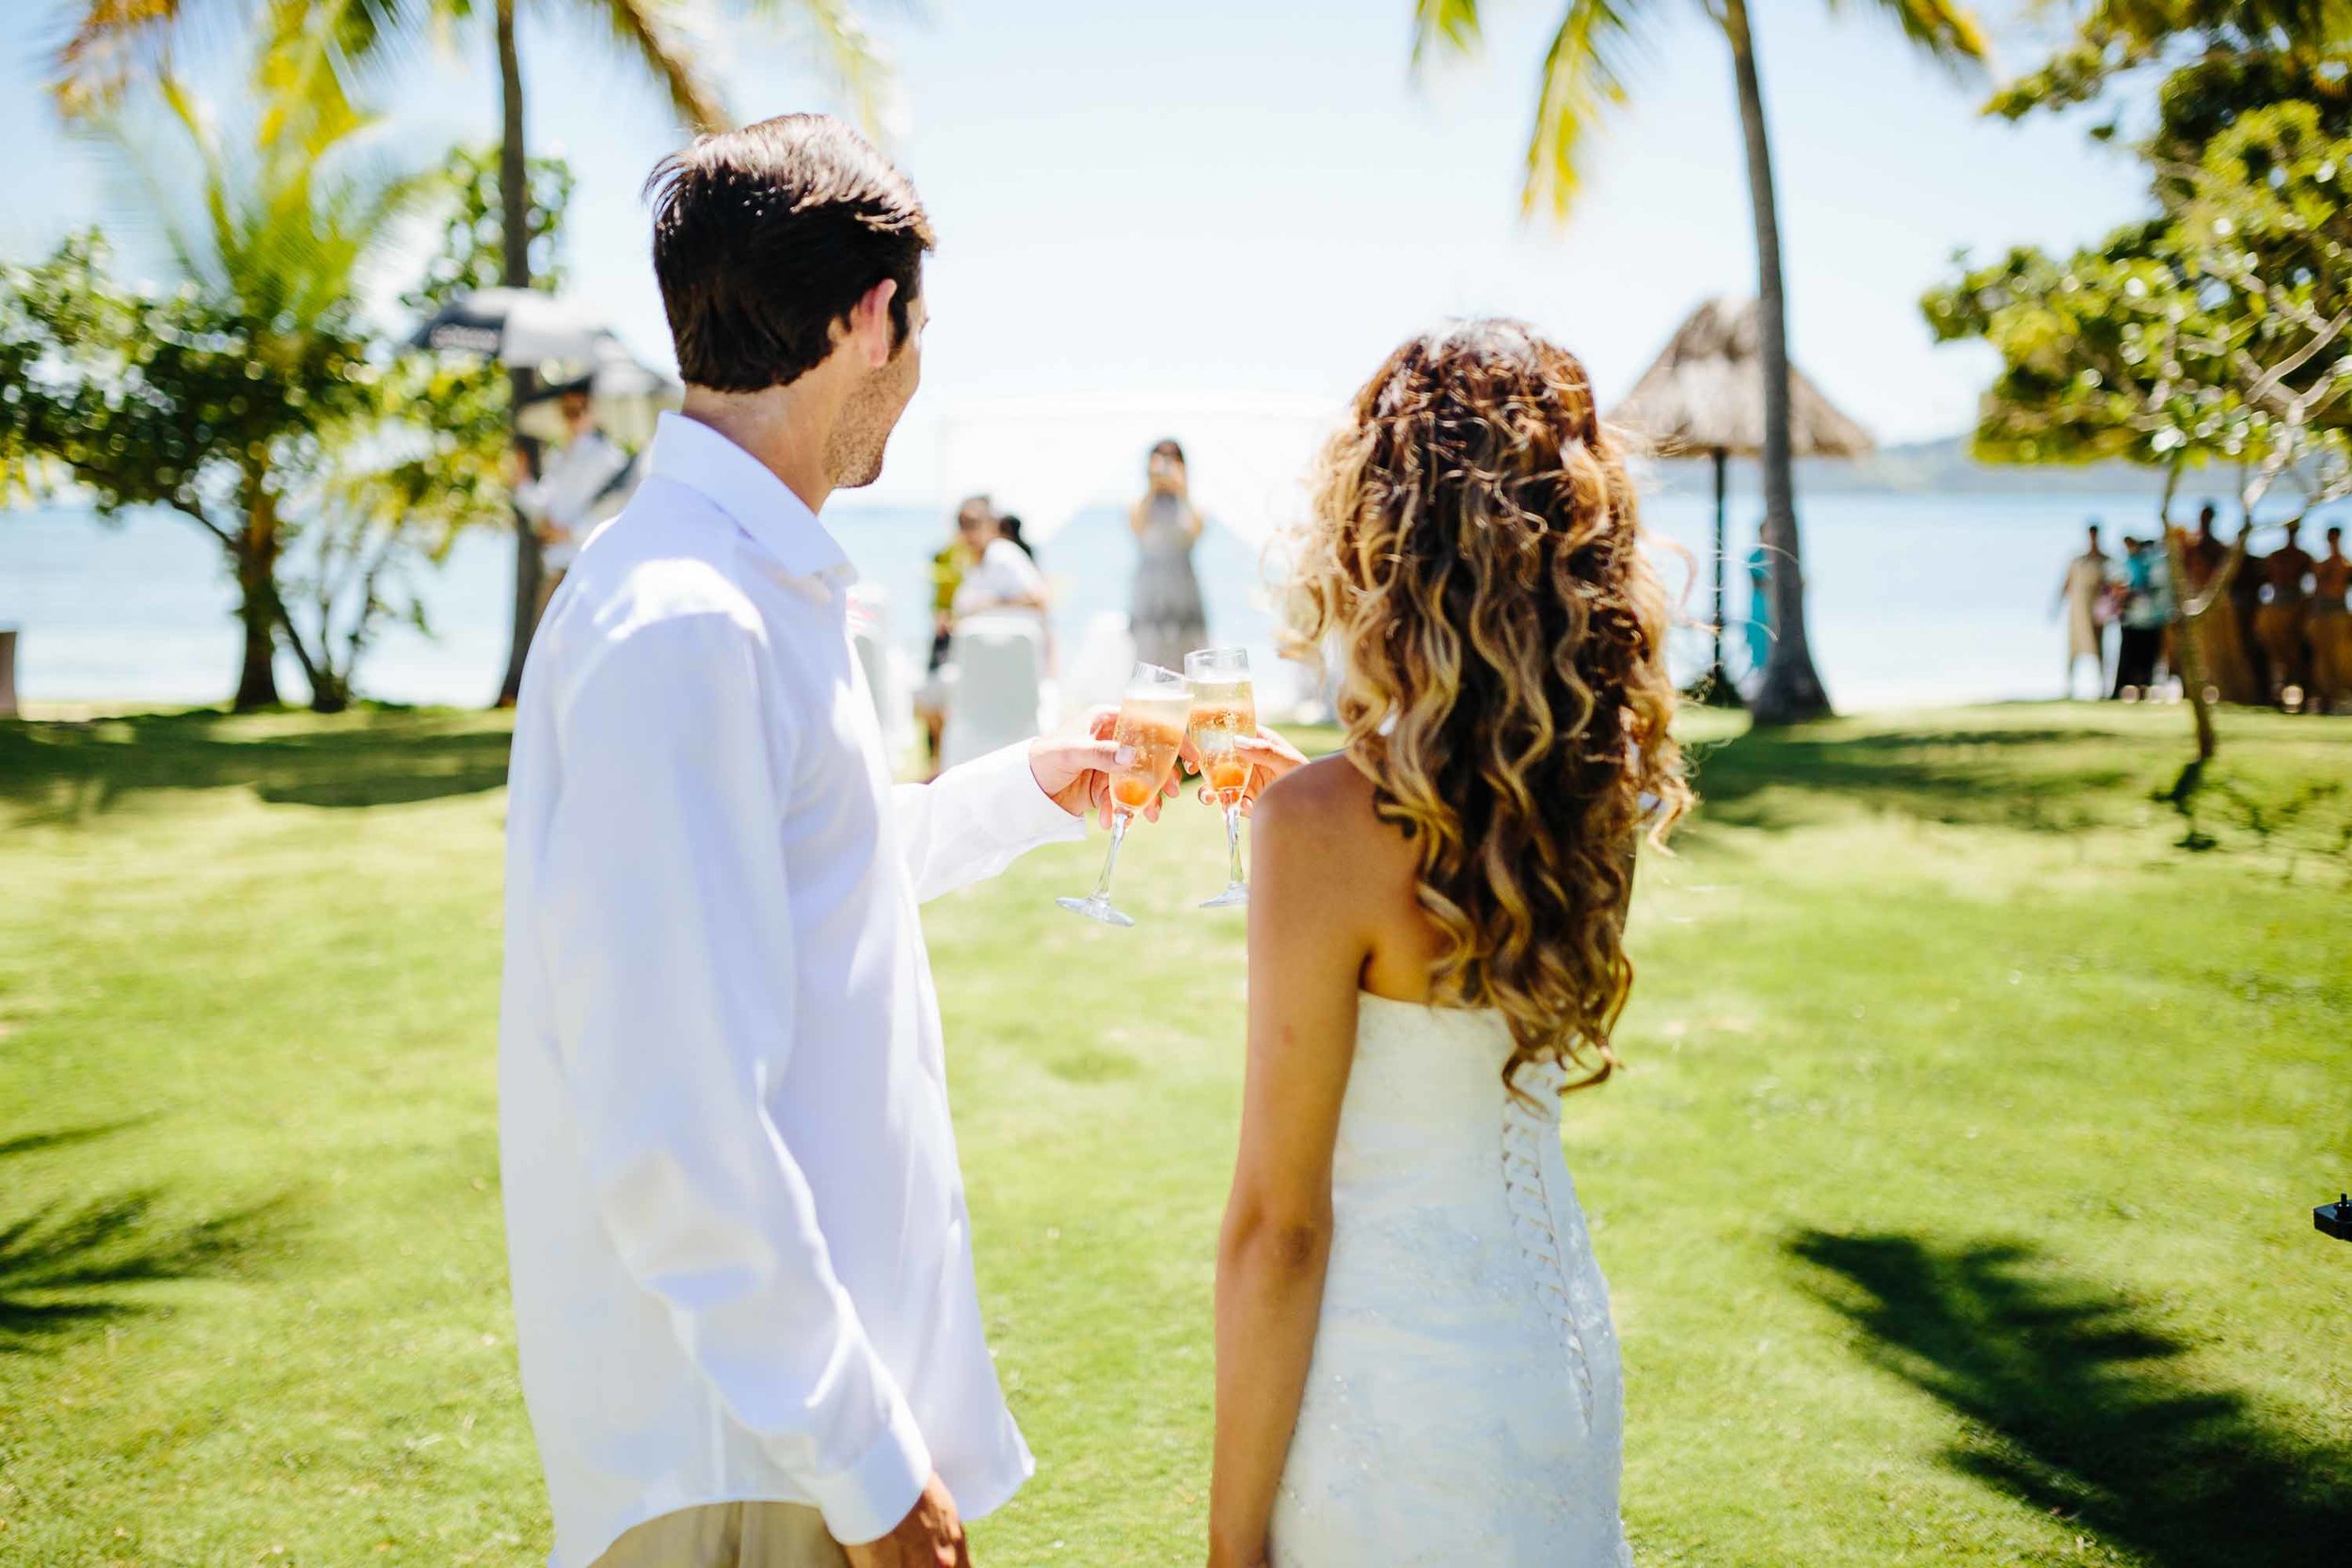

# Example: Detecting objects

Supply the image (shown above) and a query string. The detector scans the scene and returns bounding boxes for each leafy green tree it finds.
[52,0,888,705]
[1412,0,1990,723]
[0,84,504,710]
[1988,1,2352,127]
[1926,99,2352,752]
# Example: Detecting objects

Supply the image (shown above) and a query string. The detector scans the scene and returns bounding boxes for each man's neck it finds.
[680,385,836,515]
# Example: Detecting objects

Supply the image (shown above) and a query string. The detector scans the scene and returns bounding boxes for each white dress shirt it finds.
[500,412,1083,1567]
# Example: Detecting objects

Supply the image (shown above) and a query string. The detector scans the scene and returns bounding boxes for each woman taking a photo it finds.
[1130,437,1211,671]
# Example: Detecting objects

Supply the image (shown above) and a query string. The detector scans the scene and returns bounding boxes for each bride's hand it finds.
[1197,726,1311,816]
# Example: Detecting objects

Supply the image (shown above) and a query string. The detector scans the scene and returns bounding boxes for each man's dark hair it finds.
[644,114,935,393]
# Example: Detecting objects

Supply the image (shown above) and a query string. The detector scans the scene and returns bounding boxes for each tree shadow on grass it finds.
[1790,1230,2350,1567]
[0,1123,293,1353]
[1688,723,2145,836]
[0,709,511,824]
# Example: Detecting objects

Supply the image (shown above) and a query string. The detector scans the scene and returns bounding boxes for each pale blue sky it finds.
[2,2,2143,503]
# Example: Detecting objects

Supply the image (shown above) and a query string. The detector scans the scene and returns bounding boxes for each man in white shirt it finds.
[500,115,1142,1568]
[513,386,634,622]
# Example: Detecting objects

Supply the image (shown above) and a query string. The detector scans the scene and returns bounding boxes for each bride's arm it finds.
[1208,768,1367,1568]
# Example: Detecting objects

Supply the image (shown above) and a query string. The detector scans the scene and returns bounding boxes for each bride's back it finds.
[1216,319,1684,1568]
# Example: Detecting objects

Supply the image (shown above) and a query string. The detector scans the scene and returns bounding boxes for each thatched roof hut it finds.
[1609,297,1871,703]
[1610,296,1872,460]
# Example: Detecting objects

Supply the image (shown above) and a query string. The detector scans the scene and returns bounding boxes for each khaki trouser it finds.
[590,1502,850,1568]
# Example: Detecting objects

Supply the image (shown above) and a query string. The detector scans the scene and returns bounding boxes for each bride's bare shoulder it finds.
[1253,752,1418,890]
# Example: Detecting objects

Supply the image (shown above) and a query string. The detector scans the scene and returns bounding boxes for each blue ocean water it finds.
[0,487,2251,713]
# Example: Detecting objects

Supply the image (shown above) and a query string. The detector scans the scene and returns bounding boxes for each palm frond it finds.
[90,61,429,341]
[50,0,203,119]
[1521,0,1651,222]
[1409,0,1488,69]
[1826,0,1992,74]
[739,0,897,136]
[581,0,730,131]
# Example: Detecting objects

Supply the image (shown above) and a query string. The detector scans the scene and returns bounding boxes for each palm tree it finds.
[53,0,886,705]
[1414,1,1988,723]
[0,71,439,709]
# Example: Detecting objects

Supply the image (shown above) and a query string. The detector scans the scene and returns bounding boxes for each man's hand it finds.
[1030,706,1181,829]
[844,1472,970,1568]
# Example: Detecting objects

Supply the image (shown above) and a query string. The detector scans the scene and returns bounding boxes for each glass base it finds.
[1200,883,1249,910]
[1057,894,1137,927]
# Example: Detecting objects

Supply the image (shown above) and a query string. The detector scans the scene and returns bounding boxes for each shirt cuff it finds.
[801,1393,932,1547]
[967,739,1088,849]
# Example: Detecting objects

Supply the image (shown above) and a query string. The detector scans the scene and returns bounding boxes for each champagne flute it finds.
[1184,646,1256,909]
[1057,662,1190,927]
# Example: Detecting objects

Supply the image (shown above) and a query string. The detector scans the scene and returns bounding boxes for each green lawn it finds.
[1,704,2345,1566]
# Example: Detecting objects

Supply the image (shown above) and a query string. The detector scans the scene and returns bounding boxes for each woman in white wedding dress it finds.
[1205,321,1690,1568]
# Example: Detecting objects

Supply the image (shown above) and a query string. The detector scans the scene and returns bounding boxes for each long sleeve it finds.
[892,740,1085,904]
[533,613,930,1545]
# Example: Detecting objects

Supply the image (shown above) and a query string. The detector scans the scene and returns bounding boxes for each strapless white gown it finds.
[1268,993,1632,1567]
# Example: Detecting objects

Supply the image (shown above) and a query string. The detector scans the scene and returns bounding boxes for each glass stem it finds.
[1090,811,1132,903]
[1222,799,1245,887]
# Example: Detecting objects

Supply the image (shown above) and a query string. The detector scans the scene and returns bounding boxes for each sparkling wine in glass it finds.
[1185,647,1256,909]
[1057,662,1191,927]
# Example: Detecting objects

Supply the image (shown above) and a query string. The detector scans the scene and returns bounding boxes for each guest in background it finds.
[2110,535,2170,700]
[1129,437,1209,671]
[511,387,632,626]
[1743,537,1772,680]
[2254,519,2315,707]
[2230,517,2271,700]
[2057,521,2109,699]
[954,509,1048,623]
[2312,525,2350,712]
[1000,514,1038,563]
[916,497,992,774]
[2181,504,2258,703]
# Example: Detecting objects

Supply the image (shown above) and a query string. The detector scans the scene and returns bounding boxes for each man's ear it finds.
[848,278,899,369]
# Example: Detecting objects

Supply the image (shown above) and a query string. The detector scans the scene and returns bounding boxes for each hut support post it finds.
[1710,447,1735,702]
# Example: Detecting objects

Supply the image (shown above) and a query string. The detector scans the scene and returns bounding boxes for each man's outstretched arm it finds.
[890,714,1129,904]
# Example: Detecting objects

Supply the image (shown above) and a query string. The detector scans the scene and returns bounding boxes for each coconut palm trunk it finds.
[495,0,544,708]
[234,492,283,709]
[1723,0,1830,724]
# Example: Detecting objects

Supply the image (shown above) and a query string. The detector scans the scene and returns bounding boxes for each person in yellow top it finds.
[918,497,990,774]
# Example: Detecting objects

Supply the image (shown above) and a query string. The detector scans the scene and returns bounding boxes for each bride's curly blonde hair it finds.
[1285,319,1691,1095]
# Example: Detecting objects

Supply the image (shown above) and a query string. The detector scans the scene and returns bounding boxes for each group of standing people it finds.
[919,439,1214,774]
[2058,506,2352,711]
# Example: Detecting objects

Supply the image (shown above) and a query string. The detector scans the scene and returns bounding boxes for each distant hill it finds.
[1651,436,2172,498]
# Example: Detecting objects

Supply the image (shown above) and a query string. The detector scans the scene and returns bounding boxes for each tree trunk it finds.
[2154,467,2216,762]
[494,0,543,708]
[232,498,281,711]
[1723,1,1829,725]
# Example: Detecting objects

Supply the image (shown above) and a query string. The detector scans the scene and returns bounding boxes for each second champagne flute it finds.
[1185,647,1256,908]
[1057,662,1191,927]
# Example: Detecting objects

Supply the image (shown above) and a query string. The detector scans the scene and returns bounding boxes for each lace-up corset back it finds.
[1267,992,1631,1568]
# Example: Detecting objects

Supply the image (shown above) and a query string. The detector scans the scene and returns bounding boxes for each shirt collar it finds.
[644,410,856,584]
